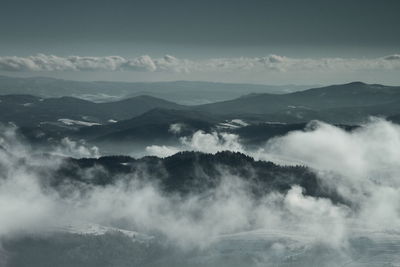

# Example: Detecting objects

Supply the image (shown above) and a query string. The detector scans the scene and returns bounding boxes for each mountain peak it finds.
[345,81,367,86]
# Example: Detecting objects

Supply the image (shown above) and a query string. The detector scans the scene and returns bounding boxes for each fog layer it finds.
[1,119,400,265]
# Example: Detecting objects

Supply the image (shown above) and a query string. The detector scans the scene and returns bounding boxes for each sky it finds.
[0,0,399,84]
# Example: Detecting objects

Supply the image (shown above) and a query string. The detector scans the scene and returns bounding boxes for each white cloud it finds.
[146,130,244,157]
[55,137,100,158]
[122,55,156,71]
[181,131,244,154]
[1,54,400,75]
[253,118,400,232]
[145,118,400,235]
[145,145,181,158]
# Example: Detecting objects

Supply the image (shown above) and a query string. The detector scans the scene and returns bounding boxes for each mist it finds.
[1,119,400,265]
[145,118,400,242]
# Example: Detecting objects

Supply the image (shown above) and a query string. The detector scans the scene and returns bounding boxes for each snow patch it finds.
[217,119,249,129]
[265,121,287,125]
[58,118,101,127]
[230,119,249,127]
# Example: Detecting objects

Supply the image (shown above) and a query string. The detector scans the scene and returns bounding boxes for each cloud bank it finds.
[146,118,400,234]
[1,54,400,75]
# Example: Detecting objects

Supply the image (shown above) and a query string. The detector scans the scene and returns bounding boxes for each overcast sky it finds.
[0,0,399,84]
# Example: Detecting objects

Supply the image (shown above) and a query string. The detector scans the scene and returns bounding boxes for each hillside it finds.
[55,150,336,200]
[195,82,400,123]
[0,94,185,127]
[79,108,220,141]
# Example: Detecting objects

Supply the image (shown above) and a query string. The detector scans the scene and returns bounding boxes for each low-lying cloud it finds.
[146,118,400,234]
[0,125,345,250]
[146,130,244,157]
[1,119,400,265]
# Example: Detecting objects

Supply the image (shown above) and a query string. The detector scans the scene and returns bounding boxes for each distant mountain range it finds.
[2,80,400,153]
[0,75,310,104]
[2,81,400,127]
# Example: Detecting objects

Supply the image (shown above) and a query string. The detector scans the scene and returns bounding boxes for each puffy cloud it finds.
[0,56,43,71]
[122,55,156,71]
[67,55,126,71]
[146,130,244,157]
[181,131,244,154]
[255,118,400,232]
[257,119,400,181]
[153,55,190,73]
